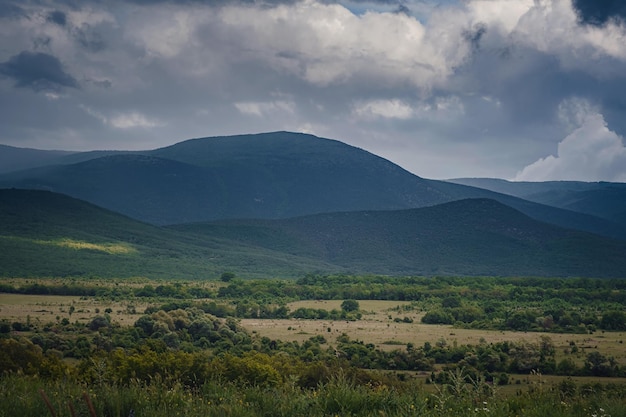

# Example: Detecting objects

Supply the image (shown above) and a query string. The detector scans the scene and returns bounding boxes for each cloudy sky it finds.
[1,0,625,181]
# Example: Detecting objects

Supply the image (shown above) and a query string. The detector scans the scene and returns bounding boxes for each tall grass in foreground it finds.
[1,374,625,417]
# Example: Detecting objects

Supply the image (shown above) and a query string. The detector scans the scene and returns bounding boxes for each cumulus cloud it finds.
[514,109,626,182]
[1,0,626,180]
[209,1,473,89]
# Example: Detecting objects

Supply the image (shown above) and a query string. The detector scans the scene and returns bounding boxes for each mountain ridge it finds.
[448,178,626,228]
[1,132,625,241]
[3,189,626,278]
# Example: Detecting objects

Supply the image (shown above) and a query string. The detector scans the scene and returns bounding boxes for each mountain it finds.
[0,132,450,224]
[170,198,626,278]
[448,178,626,227]
[0,144,75,174]
[1,132,625,241]
[2,189,625,278]
[0,189,342,279]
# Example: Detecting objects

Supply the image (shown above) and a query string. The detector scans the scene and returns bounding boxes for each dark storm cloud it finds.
[47,10,67,26]
[0,51,79,91]
[572,0,626,26]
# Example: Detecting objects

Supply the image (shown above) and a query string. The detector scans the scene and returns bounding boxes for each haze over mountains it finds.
[448,178,626,229]
[1,131,625,278]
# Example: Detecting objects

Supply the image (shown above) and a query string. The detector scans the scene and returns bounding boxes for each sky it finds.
[0,0,625,181]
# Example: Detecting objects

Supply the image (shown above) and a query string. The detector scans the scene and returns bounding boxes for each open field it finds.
[242,316,626,363]
[240,299,626,366]
[3,293,626,367]
[0,293,148,326]
[0,277,223,290]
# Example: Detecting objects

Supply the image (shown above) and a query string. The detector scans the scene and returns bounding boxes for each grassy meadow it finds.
[2,276,626,417]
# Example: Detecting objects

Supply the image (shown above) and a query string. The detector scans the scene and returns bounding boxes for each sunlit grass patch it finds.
[38,237,137,255]
[1,235,137,255]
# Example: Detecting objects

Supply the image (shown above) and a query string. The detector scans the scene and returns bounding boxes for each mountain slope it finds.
[0,189,343,278]
[448,178,626,227]
[172,198,626,278]
[0,144,75,174]
[0,132,454,224]
[2,189,625,278]
[149,131,452,216]
[1,132,625,240]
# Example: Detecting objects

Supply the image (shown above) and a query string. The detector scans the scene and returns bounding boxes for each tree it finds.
[341,299,360,312]
[220,272,236,282]
[88,316,110,331]
[600,310,626,330]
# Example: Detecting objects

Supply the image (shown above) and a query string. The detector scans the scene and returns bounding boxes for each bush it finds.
[341,300,360,312]
[88,316,110,331]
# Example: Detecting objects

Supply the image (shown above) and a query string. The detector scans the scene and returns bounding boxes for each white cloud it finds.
[467,0,535,33]
[514,110,626,182]
[214,1,470,90]
[81,105,161,129]
[353,96,465,121]
[352,99,414,120]
[109,112,162,129]
[234,100,295,117]
[508,0,626,65]
[3,0,626,180]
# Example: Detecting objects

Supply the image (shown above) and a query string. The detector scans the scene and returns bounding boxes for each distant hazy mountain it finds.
[0,144,75,174]
[448,178,626,228]
[1,132,625,241]
[2,189,625,278]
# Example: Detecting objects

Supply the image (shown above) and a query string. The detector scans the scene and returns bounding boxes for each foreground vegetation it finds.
[2,371,626,417]
[1,275,626,416]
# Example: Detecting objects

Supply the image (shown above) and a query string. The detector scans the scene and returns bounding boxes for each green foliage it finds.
[1,294,626,417]
[340,299,360,312]
[88,315,111,331]
[221,275,626,333]
[220,271,236,282]
[0,337,68,378]
[601,310,626,330]
[1,371,626,417]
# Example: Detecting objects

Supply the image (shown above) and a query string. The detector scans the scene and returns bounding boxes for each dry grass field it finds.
[240,299,626,367]
[0,278,222,327]
[0,293,148,326]
[2,289,626,368]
